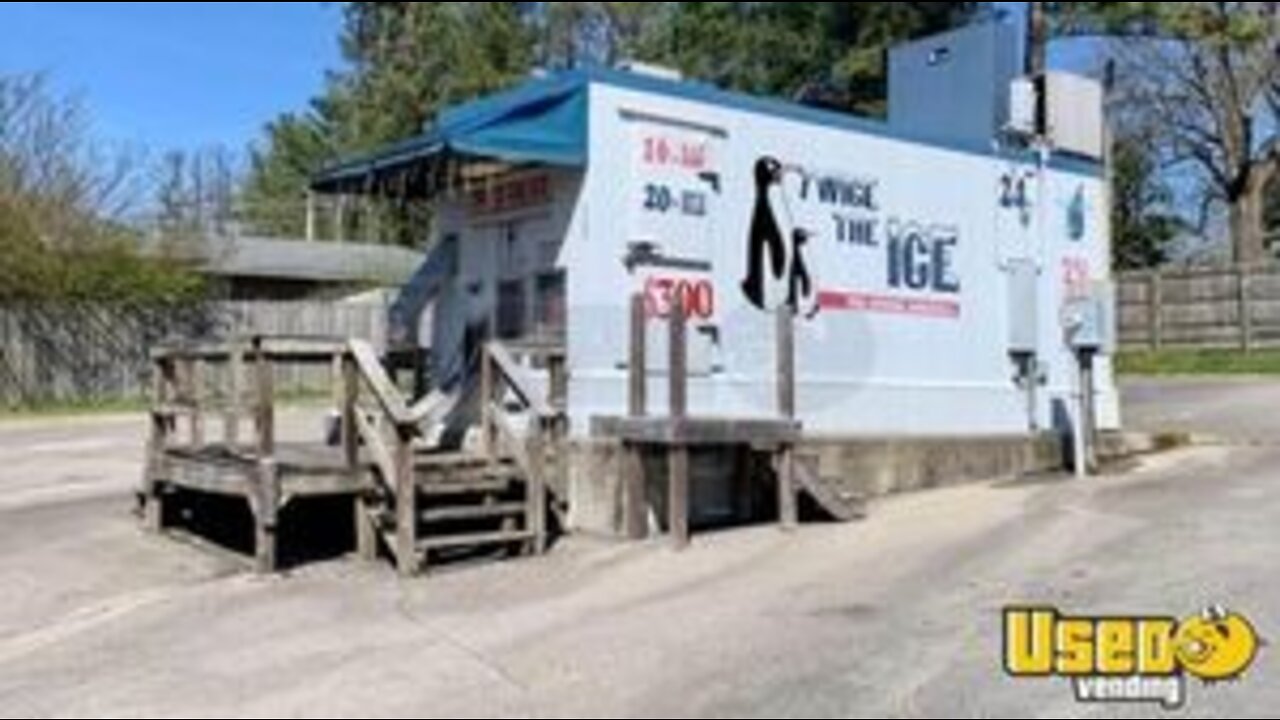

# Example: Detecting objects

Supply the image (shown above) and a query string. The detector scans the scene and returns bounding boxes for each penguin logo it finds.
[1067,186,1087,242]
[742,156,819,318]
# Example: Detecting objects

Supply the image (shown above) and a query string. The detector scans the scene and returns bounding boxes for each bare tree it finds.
[1113,4,1280,264]
[1,72,197,303]
[0,73,144,234]
[152,145,241,245]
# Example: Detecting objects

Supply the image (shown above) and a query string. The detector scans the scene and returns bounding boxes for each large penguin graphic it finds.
[742,156,818,317]
[742,157,788,310]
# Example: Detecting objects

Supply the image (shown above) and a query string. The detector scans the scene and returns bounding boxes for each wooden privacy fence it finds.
[0,301,389,409]
[1118,264,1280,352]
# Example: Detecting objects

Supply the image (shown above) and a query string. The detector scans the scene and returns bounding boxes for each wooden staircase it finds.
[345,339,565,577]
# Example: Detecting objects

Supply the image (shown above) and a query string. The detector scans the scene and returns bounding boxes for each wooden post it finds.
[626,294,651,542]
[668,296,690,549]
[189,358,206,448]
[1239,265,1254,353]
[668,445,691,550]
[142,356,173,533]
[776,448,799,532]
[225,345,245,448]
[252,341,278,573]
[344,355,377,562]
[668,298,688,419]
[394,427,418,577]
[629,294,648,418]
[254,342,276,456]
[547,352,570,502]
[528,422,549,555]
[331,353,345,410]
[623,445,648,541]
[1149,271,1164,350]
[480,344,495,459]
[254,458,280,574]
[776,307,799,531]
[174,357,192,446]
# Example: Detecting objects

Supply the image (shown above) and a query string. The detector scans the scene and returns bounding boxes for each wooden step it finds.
[417,463,523,490]
[417,529,534,552]
[419,478,521,496]
[414,451,514,471]
[421,503,527,524]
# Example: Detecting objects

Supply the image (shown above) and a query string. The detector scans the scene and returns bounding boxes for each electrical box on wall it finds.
[1063,283,1117,354]
[1007,260,1040,356]
[1007,77,1039,138]
[1005,73,1104,159]
[1043,73,1105,160]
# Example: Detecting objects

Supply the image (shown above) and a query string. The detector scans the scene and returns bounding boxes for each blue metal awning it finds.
[311,73,589,195]
[313,61,1105,197]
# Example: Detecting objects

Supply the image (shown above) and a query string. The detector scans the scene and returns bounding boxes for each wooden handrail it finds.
[153,336,349,363]
[502,339,568,363]
[348,339,456,428]
[347,340,414,425]
[489,401,533,471]
[353,409,398,487]
[486,341,559,420]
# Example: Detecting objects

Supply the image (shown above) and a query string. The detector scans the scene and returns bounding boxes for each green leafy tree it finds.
[330,2,534,150]
[241,110,337,238]
[244,2,981,239]
[646,3,975,113]
[1111,130,1183,270]
[244,3,535,240]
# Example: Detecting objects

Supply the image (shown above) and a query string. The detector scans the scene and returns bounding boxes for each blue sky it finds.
[0,3,1096,157]
[0,2,342,153]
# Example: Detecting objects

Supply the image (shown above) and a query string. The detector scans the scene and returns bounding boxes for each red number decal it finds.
[641,135,709,172]
[644,277,715,321]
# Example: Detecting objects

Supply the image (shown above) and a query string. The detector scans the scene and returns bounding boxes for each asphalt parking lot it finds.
[0,381,1275,718]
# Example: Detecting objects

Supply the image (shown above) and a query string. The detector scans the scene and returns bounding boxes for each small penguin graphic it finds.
[787,228,818,318]
[742,157,788,310]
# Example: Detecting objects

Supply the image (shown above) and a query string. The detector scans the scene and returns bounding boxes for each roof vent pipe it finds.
[616,61,684,82]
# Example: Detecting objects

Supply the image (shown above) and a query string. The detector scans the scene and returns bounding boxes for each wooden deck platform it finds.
[597,297,863,548]
[140,335,564,577]
[160,443,372,501]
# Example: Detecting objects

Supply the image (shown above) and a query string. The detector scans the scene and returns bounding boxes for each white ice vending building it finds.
[313,21,1118,478]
